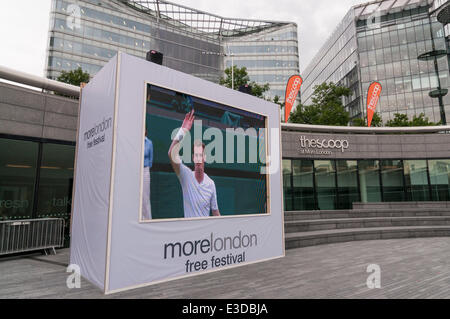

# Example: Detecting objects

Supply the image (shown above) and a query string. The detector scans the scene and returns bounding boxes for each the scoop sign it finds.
[366,82,382,127]
[285,75,303,123]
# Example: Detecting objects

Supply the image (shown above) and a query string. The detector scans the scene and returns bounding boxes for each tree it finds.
[384,113,437,127]
[385,112,439,127]
[288,82,350,126]
[410,113,440,126]
[219,66,270,99]
[57,67,90,87]
[272,95,284,109]
[352,112,383,127]
[385,113,409,127]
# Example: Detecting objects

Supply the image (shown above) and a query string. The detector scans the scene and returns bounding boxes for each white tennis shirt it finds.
[178,163,218,218]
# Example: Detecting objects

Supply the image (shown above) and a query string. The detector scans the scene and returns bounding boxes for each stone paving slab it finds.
[0,238,449,299]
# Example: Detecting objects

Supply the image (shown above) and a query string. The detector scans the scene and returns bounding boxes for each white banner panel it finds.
[105,53,284,293]
[70,56,117,290]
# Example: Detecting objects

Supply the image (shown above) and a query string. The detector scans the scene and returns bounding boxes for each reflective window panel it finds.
[336,160,359,209]
[359,160,382,202]
[0,138,38,220]
[404,160,430,201]
[293,160,315,210]
[428,159,450,201]
[381,160,405,201]
[314,160,337,210]
[282,159,293,211]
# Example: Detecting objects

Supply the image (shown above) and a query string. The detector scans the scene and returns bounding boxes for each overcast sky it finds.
[0,0,366,77]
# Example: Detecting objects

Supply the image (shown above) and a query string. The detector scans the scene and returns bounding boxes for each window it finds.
[381,31,390,47]
[375,49,384,65]
[395,77,404,94]
[413,90,424,107]
[401,60,411,76]
[392,46,401,62]
[314,160,336,210]
[366,35,375,50]
[386,78,395,95]
[383,47,392,63]
[0,138,38,220]
[368,51,376,66]
[404,160,430,201]
[282,160,292,211]
[36,144,75,219]
[360,52,369,67]
[369,66,378,81]
[414,25,425,41]
[337,160,359,209]
[377,64,385,80]
[381,160,405,201]
[374,33,383,49]
[358,36,367,51]
[398,29,407,45]
[429,159,450,201]
[393,61,402,77]
[385,63,394,79]
[361,67,370,82]
[359,160,381,202]
[292,160,315,210]
[406,27,416,43]
[400,44,409,60]
[404,77,412,93]
[410,59,419,75]
[389,30,399,46]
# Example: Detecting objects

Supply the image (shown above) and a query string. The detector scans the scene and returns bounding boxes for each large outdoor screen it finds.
[141,83,268,221]
[71,53,283,293]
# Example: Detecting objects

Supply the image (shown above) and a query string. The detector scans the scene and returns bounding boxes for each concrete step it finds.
[353,201,450,210]
[285,216,450,233]
[284,209,450,221]
[285,226,450,249]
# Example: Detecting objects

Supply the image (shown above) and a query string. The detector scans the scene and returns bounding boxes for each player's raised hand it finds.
[181,110,195,132]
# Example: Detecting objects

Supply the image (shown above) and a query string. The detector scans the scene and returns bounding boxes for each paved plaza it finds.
[0,238,449,299]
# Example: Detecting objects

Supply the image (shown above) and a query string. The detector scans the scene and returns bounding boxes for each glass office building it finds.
[46,0,299,101]
[301,0,450,124]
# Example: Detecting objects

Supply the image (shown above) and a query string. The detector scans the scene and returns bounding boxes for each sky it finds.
[0,0,366,78]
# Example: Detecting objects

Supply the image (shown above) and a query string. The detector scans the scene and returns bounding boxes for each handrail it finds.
[0,65,80,98]
[282,122,450,134]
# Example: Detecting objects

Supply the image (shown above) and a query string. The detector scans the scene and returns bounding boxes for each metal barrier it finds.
[0,218,65,256]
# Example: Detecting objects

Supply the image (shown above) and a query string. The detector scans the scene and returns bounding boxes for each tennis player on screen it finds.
[168,110,221,218]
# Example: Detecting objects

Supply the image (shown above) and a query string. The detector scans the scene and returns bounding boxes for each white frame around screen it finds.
[72,52,285,294]
[138,81,272,223]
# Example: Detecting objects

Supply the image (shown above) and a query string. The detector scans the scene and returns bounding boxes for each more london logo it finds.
[298,136,349,155]
[83,117,113,149]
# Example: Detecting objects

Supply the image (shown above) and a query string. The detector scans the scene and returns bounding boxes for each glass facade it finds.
[0,137,75,245]
[301,9,359,117]
[301,0,450,124]
[283,158,450,211]
[224,24,300,101]
[358,9,449,124]
[47,0,299,101]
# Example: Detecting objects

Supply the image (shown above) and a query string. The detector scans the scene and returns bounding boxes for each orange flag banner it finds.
[284,75,303,123]
[366,81,382,127]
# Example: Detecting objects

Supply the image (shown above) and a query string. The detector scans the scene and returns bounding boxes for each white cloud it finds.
[0,0,51,77]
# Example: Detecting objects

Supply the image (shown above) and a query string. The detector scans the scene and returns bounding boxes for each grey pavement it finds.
[0,237,449,299]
